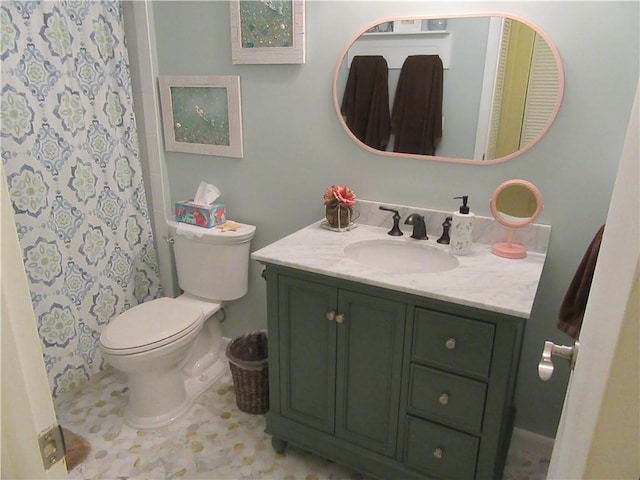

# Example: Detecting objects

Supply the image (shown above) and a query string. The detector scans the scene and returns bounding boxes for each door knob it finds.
[538,340,579,381]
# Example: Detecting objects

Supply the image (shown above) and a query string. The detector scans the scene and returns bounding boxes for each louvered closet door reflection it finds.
[520,33,560,147]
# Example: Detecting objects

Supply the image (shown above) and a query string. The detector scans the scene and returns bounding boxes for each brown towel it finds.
[341,55,391,151]
[391,55,443,155]
[557,225,605,339]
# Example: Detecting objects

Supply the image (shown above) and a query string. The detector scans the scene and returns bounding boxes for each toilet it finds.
[99,220,256,429]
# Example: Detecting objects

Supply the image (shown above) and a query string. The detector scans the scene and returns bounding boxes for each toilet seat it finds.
[100,298,204,355]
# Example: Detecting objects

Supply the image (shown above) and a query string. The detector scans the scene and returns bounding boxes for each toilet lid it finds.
[100,297,204,354]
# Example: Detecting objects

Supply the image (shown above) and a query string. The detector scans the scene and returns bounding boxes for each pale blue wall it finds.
[150,1,638,437]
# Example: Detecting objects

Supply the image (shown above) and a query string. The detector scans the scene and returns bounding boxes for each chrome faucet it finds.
[404,213,428,240]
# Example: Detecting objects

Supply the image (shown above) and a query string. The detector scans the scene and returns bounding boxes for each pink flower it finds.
[323,185,356,207]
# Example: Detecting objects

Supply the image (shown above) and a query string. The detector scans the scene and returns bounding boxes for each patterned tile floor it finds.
[55,365,550,480]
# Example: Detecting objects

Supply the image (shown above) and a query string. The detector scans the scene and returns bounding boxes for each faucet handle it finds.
[437,216,452,244]
[379,206,404,236]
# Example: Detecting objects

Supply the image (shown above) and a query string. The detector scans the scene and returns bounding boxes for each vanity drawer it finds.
[412,308,495,378]
[404,415,479,479]
[408,364,487,433]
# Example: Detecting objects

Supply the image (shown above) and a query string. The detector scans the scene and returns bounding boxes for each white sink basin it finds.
[344,239,459,274]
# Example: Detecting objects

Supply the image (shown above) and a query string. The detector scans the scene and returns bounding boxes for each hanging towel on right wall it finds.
[391,55,444,155]
[557,225,605,339]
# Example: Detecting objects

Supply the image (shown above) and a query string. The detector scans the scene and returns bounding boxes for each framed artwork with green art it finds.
[230,0,305,64]
[159,76,243,158]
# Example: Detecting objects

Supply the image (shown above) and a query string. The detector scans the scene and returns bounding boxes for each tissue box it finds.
[175,201,226,228]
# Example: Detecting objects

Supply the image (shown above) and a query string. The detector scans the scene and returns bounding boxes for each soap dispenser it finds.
[450,196,475,255]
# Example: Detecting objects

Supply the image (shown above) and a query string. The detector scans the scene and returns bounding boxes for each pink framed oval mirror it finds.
[332,13,564,165]
[490,179,543,258]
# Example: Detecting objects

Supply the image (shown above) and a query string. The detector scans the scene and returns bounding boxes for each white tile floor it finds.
[55,366,550,480]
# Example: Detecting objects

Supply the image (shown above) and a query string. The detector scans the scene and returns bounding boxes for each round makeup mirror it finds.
[490,179,543,258]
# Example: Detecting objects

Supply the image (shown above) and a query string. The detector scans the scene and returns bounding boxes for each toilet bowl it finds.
[99,220,256,429]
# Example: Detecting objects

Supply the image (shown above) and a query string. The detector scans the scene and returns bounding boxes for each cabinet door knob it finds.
[445,338,456,350]
[326,311,336,321]
[433,447,444,460]
[438,393,449,405]
[335,313,345,324]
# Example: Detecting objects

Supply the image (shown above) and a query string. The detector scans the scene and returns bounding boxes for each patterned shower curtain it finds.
[1,1,162,396]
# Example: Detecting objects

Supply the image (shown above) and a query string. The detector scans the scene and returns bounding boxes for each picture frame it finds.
[230,0,305,64]
[158,75,243,158]
[393,19,423,33]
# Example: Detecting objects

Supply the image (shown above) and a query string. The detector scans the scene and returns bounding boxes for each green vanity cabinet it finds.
[263,266,525,480]
[268,269,406,458]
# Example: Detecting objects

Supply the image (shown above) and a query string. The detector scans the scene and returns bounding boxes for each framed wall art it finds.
[230,0,305,64]
[393,19,422,33]
[159,75,243,158]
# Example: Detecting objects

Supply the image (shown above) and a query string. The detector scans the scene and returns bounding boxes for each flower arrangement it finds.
[323,185,356,207]
[323,185,356,228]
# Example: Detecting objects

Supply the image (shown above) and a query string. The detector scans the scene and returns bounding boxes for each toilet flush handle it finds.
[165,236,175,244]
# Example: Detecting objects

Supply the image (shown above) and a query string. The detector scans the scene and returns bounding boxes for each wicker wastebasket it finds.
[226,330,269,414]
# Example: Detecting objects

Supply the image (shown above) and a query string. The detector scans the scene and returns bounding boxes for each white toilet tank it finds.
[168,220,256,301]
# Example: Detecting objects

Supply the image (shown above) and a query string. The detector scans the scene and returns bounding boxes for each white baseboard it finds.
[510,427,554,457]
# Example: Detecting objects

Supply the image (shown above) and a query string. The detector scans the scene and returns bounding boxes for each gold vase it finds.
[325,204,352,228]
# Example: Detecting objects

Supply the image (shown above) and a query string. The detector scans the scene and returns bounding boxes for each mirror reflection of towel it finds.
[392,55,443,155]
[557,225,605,339]
[341,55,391,151]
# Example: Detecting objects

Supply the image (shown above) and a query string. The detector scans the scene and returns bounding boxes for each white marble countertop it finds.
[252,219,547,319]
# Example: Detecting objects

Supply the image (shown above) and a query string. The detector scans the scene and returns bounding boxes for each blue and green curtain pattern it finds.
[1,1,162,395]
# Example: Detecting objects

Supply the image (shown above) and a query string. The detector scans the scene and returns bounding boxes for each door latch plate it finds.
[39,425,65,470]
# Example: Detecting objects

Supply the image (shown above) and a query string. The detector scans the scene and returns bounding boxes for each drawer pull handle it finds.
[433,447,444,460]
[335,313,345,324]
[445,338,457,350]
[439,393,449,405]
